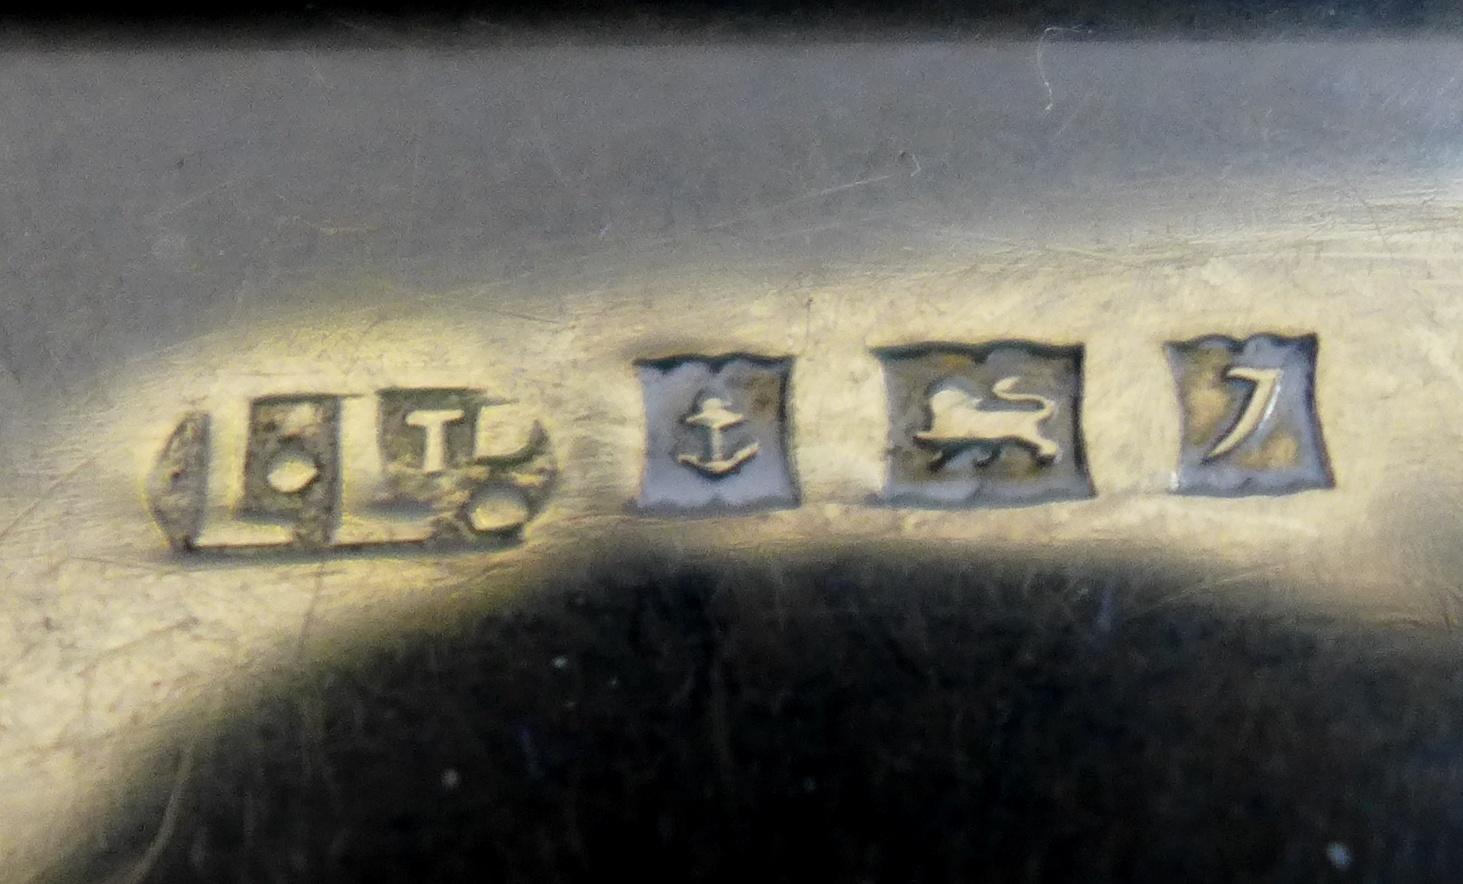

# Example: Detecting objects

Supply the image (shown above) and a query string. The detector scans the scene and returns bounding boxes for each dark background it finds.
[56,549,1463,882]
[4,0,1462,37]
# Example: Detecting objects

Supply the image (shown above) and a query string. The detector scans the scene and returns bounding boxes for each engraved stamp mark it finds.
[240,395,342,548]
[677,397,761,477]
[1166,333,1332,496]
[374,388,554,542]
[637,355,798,512]
[878,342,1092,507]
[146,389,555,555]
[145,411,209,550]
[915,377,1061,469]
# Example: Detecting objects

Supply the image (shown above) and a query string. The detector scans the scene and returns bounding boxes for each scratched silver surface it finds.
[5,35,1463,878]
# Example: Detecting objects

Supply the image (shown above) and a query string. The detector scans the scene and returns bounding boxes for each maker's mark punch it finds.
[146,389,555,555]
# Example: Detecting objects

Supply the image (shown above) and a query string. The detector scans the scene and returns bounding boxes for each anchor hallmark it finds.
[636,354,799,512]
[676,397,760,478]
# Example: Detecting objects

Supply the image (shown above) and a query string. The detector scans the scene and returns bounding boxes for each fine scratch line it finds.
[0,454,99,543]
[1036,26,1086,114]
[111,744,194,884]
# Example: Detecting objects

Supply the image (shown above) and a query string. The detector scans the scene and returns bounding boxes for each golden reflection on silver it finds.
[6,36,1463,884]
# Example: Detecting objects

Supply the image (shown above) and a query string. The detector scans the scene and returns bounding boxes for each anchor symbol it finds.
[676,396,760,478]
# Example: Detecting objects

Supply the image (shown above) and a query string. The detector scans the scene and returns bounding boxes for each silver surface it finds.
[5,35,1463,877]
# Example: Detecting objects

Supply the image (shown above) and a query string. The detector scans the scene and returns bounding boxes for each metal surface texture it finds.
[8,19,1463,881]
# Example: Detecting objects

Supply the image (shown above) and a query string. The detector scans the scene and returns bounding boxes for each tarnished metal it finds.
[7,29,1463,881]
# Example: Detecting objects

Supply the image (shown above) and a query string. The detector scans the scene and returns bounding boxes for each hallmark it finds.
[143,330,1340,555]
[636,354,798,513]
[1166,334,1332,496]
[147,389,555,555]
[877,341,1093,507]
[677,397,761,477]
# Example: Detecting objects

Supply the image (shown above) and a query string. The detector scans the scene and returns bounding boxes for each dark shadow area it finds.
[4,0,1463,39]
[53,547,1463,882]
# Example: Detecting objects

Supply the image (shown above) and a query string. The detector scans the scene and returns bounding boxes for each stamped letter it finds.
[1166,333,1331,496]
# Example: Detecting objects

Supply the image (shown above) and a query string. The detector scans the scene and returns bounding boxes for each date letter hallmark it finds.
[145,389,556,556]
[1166,333,1332,496]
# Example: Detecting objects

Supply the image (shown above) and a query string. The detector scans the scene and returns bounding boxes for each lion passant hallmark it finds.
[878,342,1093,507]
[146,333,1330,556]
